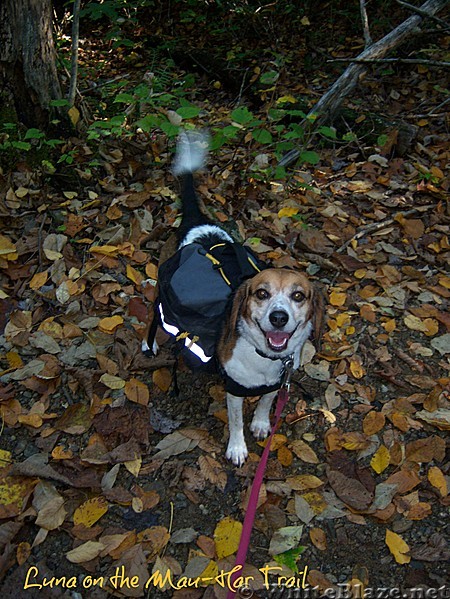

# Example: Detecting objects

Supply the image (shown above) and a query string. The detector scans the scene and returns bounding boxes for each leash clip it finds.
[281,356,294,391]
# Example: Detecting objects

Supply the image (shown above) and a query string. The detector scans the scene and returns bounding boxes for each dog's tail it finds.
[173,130,210,235]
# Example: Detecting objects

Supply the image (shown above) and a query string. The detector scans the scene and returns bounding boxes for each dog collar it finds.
[255,347,292,361]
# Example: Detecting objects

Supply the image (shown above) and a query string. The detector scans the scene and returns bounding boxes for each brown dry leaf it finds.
[360,304,377,323]
[54,403,92,434]
[124,378,149,406]
[385,469,420,494]
[326,467,373,511]
[407,502,432,520]
[152,368,172,392]
[137,526,170,561]
[16,541,31,565]
[66,540,105,563]
[33,482,67,531]
[198,455,226,490]
[363,411,386,435]
[341,432,370,451]
[277,445,293,467]
[73,496,108,528]
[100,373,126,390]
[405,436,445,463]
[385,529,410,564]
[51,445,73,460]
[258,433,288,450]
[310,527,327,551]
[289,440,319,463]
[416,409,450,431]
[29,271,48,290]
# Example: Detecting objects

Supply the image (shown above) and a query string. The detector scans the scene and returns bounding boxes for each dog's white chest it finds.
[221,337,284,388]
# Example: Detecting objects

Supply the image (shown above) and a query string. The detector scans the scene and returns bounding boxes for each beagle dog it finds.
[148,132,324,466]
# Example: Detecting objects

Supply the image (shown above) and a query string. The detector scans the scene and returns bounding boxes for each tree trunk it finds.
[0,0,63,130]
[280,0,450,167]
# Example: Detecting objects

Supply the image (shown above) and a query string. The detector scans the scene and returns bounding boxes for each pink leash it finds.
[226,358,294,599]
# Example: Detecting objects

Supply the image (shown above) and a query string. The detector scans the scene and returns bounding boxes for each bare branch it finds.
[67,0,81,108]
[328,57,450,67]
[396,0,450,27]
[279,0,449,168]
[360,0,373,48]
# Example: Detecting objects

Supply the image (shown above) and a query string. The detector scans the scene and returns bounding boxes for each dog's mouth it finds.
[265,330,292,352]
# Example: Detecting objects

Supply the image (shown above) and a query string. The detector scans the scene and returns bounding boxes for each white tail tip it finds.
[172,130,210,176]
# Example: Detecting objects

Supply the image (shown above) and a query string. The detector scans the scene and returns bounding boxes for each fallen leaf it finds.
[73,497,108,528]
[214,517,242,559]
[385,529,410,564]
[428,466,448,497]
[370,445,390,474]
[309,527,327,551]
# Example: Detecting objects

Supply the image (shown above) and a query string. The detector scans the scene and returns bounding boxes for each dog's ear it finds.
[310,284,326,352]
[228,280,250,334]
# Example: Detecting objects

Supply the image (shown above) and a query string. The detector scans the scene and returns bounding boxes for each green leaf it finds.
[274,165,287,180]
[252,129,273,144]
[159,121,180,138]
[12,141,31,151]
[24,128,45,140]
[273,546,306,574]
[114,93,135,104]
[222,125,239,139]
[176,105,201,119]
[377,134,388,147]
[230,106,254,125]
[135,114,160,132]
[210,131,226,150]
[49,99,70,107]
[318,126,337,140]
[300,150,320,165]
[260,70,279,85]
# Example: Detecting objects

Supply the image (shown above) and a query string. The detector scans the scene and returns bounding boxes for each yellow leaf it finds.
[370,445,390,474]
[349,357,366,379]
[0,234,17,256]
[329,291,347,306]
[99,373,125,389]
[126,264,144,285]
[287,474,324,491]
[124,456,142,477]
[29,271,48,290]
[258,433,288,450]
[276,95,297,104]
[301,15,311,25]
[51,445,73,460]
[428,466,448,497]
[278,206,299,219]
[309,527,326,550]
[214,517,242,559]
[18,414,43,428]
[382,318,396,333]
[68,105,80,126]
[152,368,172,392]
[98,315,124,333]
[385,529,410,564]
[199,560,219,585]
[145,263,158,280]
[89,245,119,256]
[6,351,23,370]
[0,449,12,465]
[73,497,108,528]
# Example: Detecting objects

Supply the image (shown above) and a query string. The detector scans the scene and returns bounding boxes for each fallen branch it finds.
[335,204,437,254]
[360,0,373,48]
[396,0,450,28]
[279,0,449,167]
[67,0,81,108]
[328,58,450,67]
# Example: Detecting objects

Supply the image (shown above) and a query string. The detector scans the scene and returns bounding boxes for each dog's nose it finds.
[269,310,289,328]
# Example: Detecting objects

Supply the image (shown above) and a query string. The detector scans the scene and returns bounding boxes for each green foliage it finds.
[273,546,306,574]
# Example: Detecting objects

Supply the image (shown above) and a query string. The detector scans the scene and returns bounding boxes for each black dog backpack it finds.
[150,241,266,370]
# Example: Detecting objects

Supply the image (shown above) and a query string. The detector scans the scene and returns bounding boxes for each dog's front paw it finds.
[226,438,248,467]
[250,417,271,440]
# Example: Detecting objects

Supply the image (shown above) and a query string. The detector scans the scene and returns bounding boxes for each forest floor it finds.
[0,4,449,599]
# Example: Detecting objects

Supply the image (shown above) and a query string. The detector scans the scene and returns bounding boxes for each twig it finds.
[328,58,450,67]
[427,95,450,115]
[80,73,130,95]
[360,0,373,48]
[336,204,437,253]
[396,0,450,28]
[67,0,81,108]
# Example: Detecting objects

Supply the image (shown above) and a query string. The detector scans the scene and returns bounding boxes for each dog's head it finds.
[223,268,324,359]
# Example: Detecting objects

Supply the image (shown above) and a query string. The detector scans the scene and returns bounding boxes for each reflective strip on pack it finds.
[158,304,212,363]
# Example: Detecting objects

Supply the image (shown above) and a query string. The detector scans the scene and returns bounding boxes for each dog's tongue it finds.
[266,331,290,351]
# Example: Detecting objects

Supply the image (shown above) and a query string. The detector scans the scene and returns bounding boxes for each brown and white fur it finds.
[149,132,324,466]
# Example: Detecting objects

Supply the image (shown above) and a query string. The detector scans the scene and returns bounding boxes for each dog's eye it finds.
[255,288,270,300]
[292,290,305,302]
